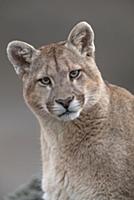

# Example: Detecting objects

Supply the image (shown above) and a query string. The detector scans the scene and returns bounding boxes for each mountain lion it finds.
[7,22,134,200]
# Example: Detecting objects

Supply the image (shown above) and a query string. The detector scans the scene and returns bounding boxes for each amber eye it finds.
[69,69,81,79]
[38,77,51,86]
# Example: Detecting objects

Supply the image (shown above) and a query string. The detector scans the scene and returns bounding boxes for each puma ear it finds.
[66,21,95,57]
[7,41,40,78]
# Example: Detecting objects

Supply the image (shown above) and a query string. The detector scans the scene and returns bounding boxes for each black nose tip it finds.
[55,96,74,109]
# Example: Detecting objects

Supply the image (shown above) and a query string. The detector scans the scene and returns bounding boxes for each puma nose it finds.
[55,96,74,109]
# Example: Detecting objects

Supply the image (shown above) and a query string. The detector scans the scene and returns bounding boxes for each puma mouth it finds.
[58,110,80,121]
[58,110,76,117]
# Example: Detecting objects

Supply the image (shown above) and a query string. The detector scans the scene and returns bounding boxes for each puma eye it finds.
[69,69,81,79]
[38,77,51,86]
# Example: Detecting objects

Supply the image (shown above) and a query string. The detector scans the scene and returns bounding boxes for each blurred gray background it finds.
[0,0,134,199]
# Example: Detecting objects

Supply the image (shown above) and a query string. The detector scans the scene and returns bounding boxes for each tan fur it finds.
[7,22,134,200]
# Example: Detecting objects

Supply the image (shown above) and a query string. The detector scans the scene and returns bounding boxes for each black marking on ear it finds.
[81,29,91,53]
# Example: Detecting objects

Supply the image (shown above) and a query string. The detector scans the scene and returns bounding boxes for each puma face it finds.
[7,22,103,121]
